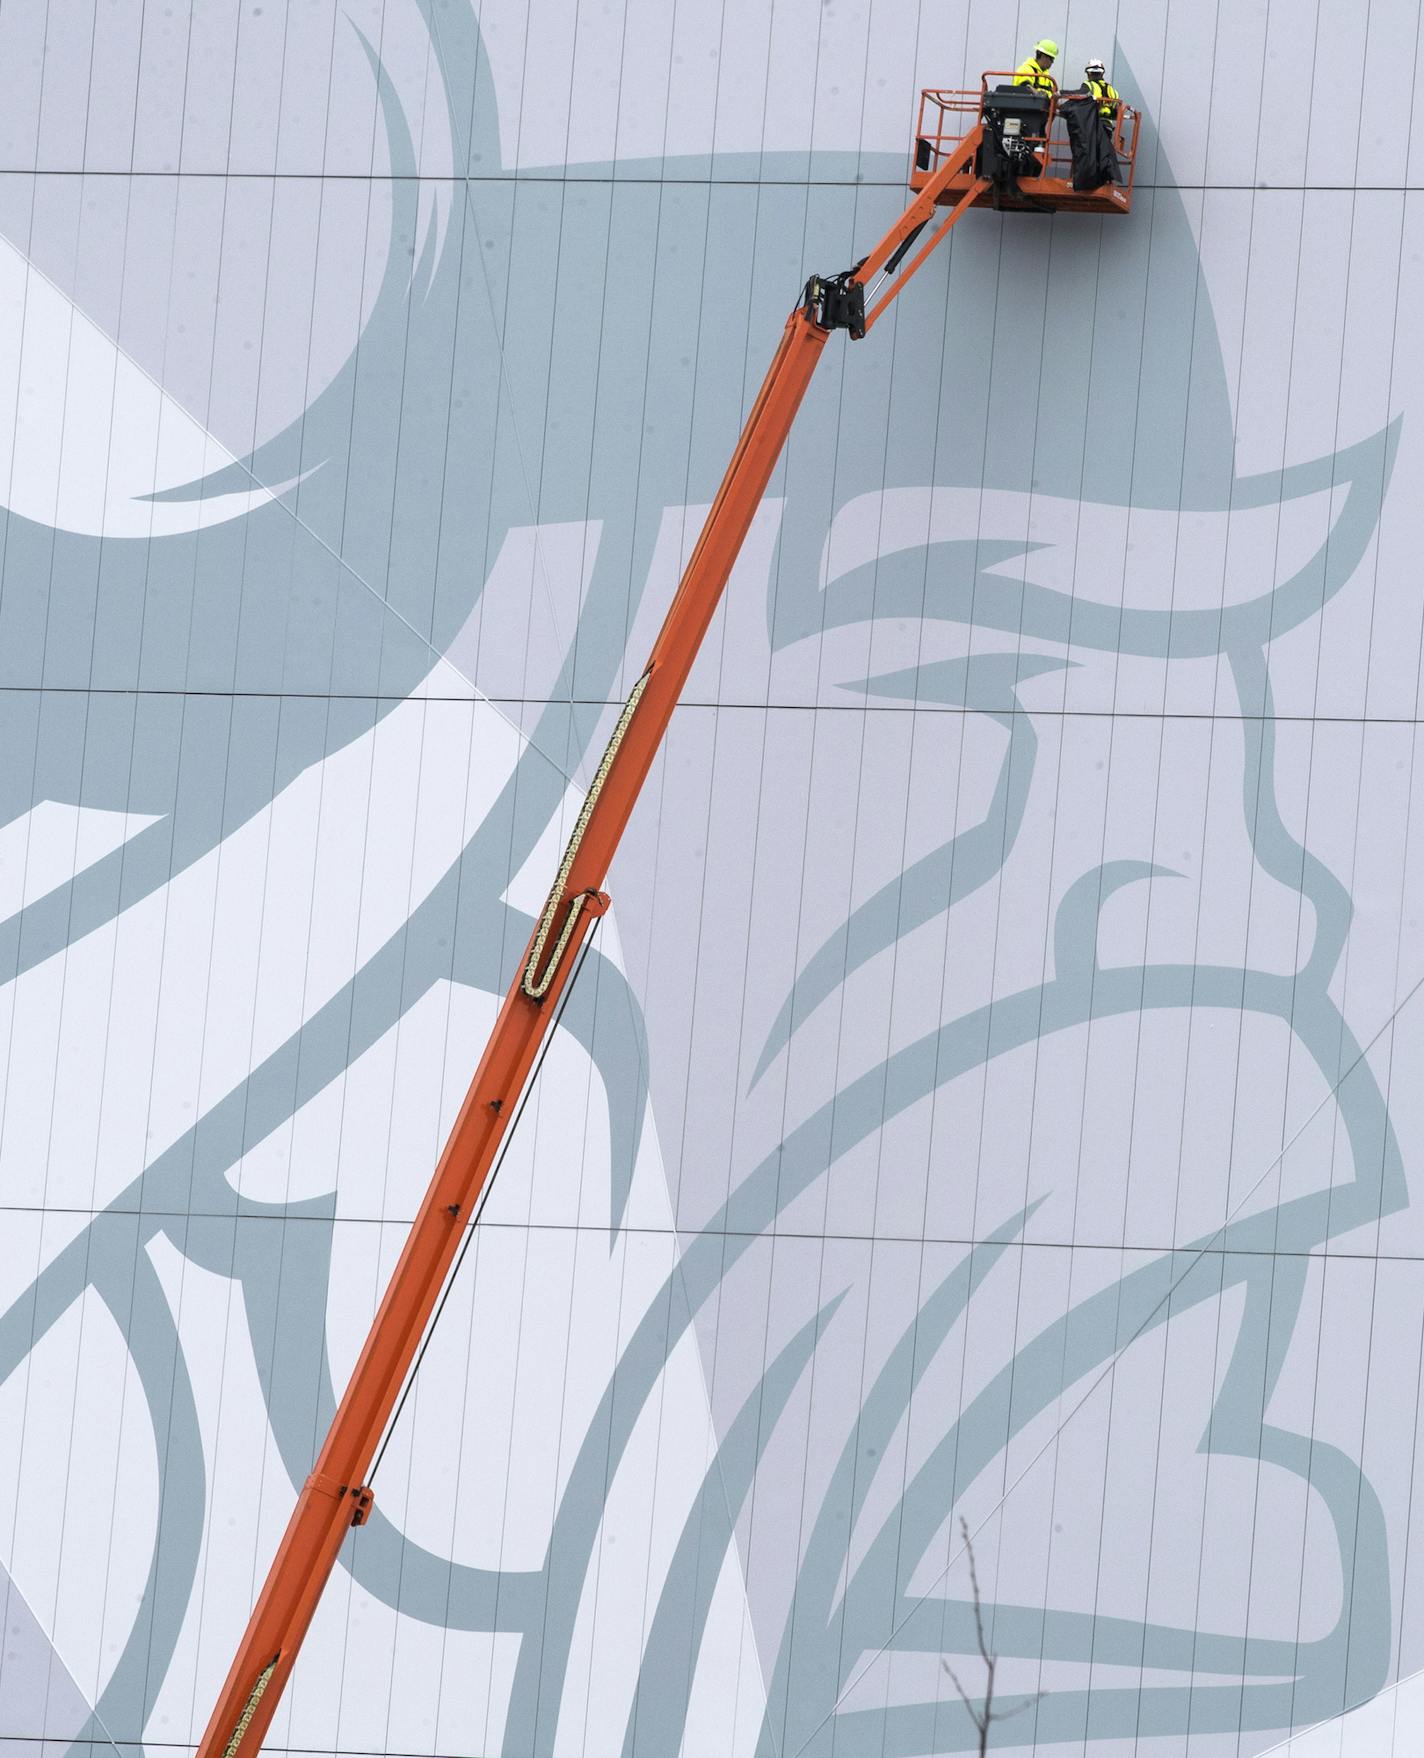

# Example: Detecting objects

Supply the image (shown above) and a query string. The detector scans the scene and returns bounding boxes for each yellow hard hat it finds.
[1035,38,1059,57]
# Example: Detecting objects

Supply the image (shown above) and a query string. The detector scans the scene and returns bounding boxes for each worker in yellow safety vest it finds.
[1084,57,1120,123]
[1014,39,1059,93]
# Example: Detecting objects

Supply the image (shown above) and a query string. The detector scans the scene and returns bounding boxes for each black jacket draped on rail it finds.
[1059,92,1124,190]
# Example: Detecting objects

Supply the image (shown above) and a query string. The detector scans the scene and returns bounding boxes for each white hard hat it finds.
[1085,56,1107,74]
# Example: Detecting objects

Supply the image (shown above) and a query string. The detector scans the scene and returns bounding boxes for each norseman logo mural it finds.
[0,4,1403,1756]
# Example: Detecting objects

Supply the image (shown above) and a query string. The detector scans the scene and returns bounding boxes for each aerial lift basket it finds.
[912,74,1141,214]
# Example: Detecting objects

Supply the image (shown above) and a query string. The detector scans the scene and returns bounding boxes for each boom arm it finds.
[197,125,986,1758]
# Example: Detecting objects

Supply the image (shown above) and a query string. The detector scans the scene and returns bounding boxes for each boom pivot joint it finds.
[803,268,866,339]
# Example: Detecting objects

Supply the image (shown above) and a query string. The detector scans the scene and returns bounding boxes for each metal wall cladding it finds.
[0,2,1421,1755]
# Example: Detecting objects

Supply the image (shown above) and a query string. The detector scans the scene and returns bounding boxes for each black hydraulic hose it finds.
[884,220,929,275]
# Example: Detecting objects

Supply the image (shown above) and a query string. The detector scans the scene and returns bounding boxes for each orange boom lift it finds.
[199,80,1137,1758]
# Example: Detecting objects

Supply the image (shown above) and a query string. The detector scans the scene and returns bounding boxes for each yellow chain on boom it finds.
[520,670,650,1000]
[221,1661,277,1758]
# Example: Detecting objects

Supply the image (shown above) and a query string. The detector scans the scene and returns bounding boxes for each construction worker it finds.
[1084,58,1120,124]
[1060,56,1125,189]
[1014,39,1059,94]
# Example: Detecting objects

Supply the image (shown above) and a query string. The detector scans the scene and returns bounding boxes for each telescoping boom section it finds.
[198,89,1129,1758]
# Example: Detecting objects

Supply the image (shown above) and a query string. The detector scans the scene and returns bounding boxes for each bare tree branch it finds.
[961,1516,991,1668]
[994,1692,1046,1722]
[938,1518,1045,1756]
[940,1658,986,1736]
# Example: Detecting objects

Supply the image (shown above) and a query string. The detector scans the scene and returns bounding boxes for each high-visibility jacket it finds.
[1013,57,1057,95]
[1087,77,1120,120]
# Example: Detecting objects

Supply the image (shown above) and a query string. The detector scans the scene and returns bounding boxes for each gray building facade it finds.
[0,1,1421,1754]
